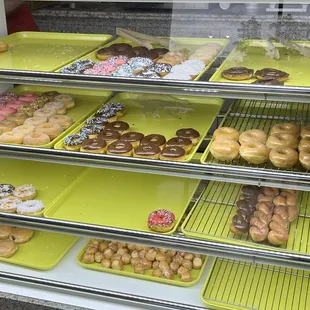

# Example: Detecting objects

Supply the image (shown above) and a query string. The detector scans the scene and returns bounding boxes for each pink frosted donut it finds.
[0,115,6,122]
[0,107,17,116]
[147,209,176,233]
[18,96,35,103]
[6,102,23,109]
[23,93,38,98]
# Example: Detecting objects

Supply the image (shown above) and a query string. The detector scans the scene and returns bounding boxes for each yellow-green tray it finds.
[54,92,223,162]
[58,37,230,81]
[7,85,113,148]
[201,258,310,310]
[1,230,78,270]
[0,158,85,216]
[0,32,113,71]
[77,240,207,287]
[210,39,310,87]
[182,181,310,256]
[44,168,199,235]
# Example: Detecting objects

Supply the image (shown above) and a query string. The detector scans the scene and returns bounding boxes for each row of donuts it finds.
[0,91,75,145]
[230,185,298,246]
[81,238,204,282]
[63,101,201,161]
[210,123,310,169]
[0,183,45,215]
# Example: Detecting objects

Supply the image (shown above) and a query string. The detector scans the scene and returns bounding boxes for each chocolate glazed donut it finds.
[134,144,161,159]
[107,141,133,157]
[80,138,107,154]
[98,130,121,145]
[159,146,186,161]
[141,134,166,149]
[105,121,130,134]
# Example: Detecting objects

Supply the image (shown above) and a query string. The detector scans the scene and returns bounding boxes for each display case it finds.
[0,1,310,309]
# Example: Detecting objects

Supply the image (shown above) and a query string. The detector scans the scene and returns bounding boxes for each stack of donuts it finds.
[0,183,45,215]
[63,101,200,162]
[210,122,310,170]
[82,239,204,282]
[230,185,298,246]
[0,91,75,146]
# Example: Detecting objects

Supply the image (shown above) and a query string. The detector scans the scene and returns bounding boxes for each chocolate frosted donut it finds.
[144,50,159,61]
[105,121,130,134]
[167,137,192,154]
[241,185,261,197]
[176,128,200,145]
[159,146,186,161]
[111,43,132,52]
[119,132,144,148]
[222,67,254,81]
[121,49,136,59]
[255,68,289,82]
[134,144,161,159]
[81,138,107,153]
[141,134,166,149]
[231,215,250,233]
[98,129,120,145]
[236,200,257,213]
[132,46,149,56]
[97,47,117,57]
[150,48,169,56]
[107,141,133,156]
[252,79,284,85]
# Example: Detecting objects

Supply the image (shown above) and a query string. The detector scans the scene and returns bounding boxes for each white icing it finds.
[163,72,192,80]
[17,199,44,214]
[0,197,21,210]
[171,60,205,75]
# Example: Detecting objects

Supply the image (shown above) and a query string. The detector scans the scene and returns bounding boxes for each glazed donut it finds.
[298,137,310,152]
[49,115,73,130]
[12,124,35,136]
[119,132,144,148]
[0,131,24,144]
[0,196,21,213]
[213,127,239,141]
[16,199,45,215]
[239,142,270,164]
[271,123,299,136]
[23,132,51,146]
[300,125,310,139]
[80,125,103,139]
[148,209,175,233]
[13,184,36,201]
[0,184,15,198]
[210,139,240,161]
[166,137,193,154]
[35,122,63,140]
[0,226,13,240]
[9,227,34,244]
[0,42,9,53]
[54,94,75,110]
[80,138,107,154]
[269,147,298,168]
[140,134,166,149]
[299,150,310,170]
[44,101,66,115]
[105,121,129,134]
[266,133,298,149]
[98,130,120,145]
[176,128,200,145]
[159,146,186,161]
[33,107,57,119]
[6,112,28,125]
[0,240,17,258]
[107,141,133,157]
[24,116,48,127]
[239,129,267,145]
[0,120,17,134]
[133,144,161,159]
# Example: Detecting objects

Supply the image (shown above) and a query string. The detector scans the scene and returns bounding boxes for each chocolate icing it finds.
[222,67,254,77]
[81,138,106,150]
[141,134,166,147]
[167,137,192,148]
[105,121,130,133]
[255,68,289,80]
[119,132,144,143]
[135,144,161,157]
[107,141,132,154]
[232,215,250,233]
[160,146,185,158]
[98,130,120,142]
[176,128,200,139]
[241,185,261,196]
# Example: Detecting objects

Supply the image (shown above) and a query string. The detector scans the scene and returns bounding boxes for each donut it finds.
[54,94,75,110]
[300,125,310,139]
[298,137,310,152]
[44,101,66,115]
[12,124,35,136]
[0,240,17,258]
[0,131,24,144]
[24,116,48,127]
[166,137,193,154]
[17,102,39,116]
[0,115,6,122]
[266,133,298,149]
[141,134,166,149]
[213,127,239,141]
[176,128,200,145]
[0,226,13,240]
[299,150,310,170]
[105,121,130,134]
[255,68,289,82]
[41,91,60,101]
[17,199,45,215]
[128,57,153,74]
[13,184,36,201]
[159,146,186,161]
[132,46,149,56]
[33,107,57,119]
[0,184,15,198]
[222,67,254,80]
[210,139,240,161]
[97,130,120,145]
[0,196,21,213]
[239,142,270,164]
[80,125,103,139]
[0,92,18,103]
[35,122,63,140]
[269,147,298,168]
[96,47,118,61]
[0,42,9,53]
[23,132,51,146]
[32,96,50,108]
[49,115,73,130]
[119,132,144,148]
[64,133,89,151]
[6,112,28,125]
[271,123,299,136]
[133,144,161,159]
[0,120,17,134]
[80,138,107,154]
[0,107,16,116]
[21,93,38,99]
[18,96,36,103]
[6,101,23,110]
[103,102,126,117]
[86,116,108,127]
[150,48,169,57]
[95,109,117,122]
[9,227,34,244]
[239,129,267,145]
[107,141,133,157]
[148,209,176,233]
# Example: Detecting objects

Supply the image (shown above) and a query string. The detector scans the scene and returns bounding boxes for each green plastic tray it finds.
[54,92,223,162]
[210,40,310,87]
[6,85,113,148]
[77,240,207,287]
[0,32,113,71]
[201,258,310,310]
[57,36,230,81]
[182,181,310,256]
[44,168,199,235]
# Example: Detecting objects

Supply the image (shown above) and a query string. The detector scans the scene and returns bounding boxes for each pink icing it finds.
[0,115,6,121]
[23,93,38,98]
[6,102,23,109]
[0,107,17,116]
[18,96,35,102]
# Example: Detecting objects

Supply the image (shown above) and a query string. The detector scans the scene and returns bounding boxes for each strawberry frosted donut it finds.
[148,209,176,233]
[6,101,24,110]
[0,107,17,116]
[0,115,6,122]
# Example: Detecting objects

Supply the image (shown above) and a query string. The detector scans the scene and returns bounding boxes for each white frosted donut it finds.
[17,199,44,215]
[239,129,267,145]
[0,196,21,213]
[271,123,299,136]
[213,127,239,142]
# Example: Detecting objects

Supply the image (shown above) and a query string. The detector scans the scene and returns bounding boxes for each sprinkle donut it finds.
[0,184,15,198]
[147,209,176,233]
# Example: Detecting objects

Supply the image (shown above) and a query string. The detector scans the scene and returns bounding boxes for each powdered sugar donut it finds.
[17,199,44,215]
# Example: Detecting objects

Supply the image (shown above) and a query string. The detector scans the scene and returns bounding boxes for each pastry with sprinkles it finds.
[128,57,153,74]
[60,59,95,74]
[95,109,117,122]
[86,116,109,127]
[103,102,125,117]
[0,184,15,198]
[80,125,103,139]
[111,64,134,78]
[64,133,88,151]
[147,63,172,77]
[148,209,176,233]
[0,92,18,103]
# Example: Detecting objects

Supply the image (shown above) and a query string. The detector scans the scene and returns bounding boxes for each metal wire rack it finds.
[202,99,310,176]
[202,258,310,310]
[182,181,310,256]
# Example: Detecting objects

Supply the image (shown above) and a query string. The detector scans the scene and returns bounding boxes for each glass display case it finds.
[0,1,309,309]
